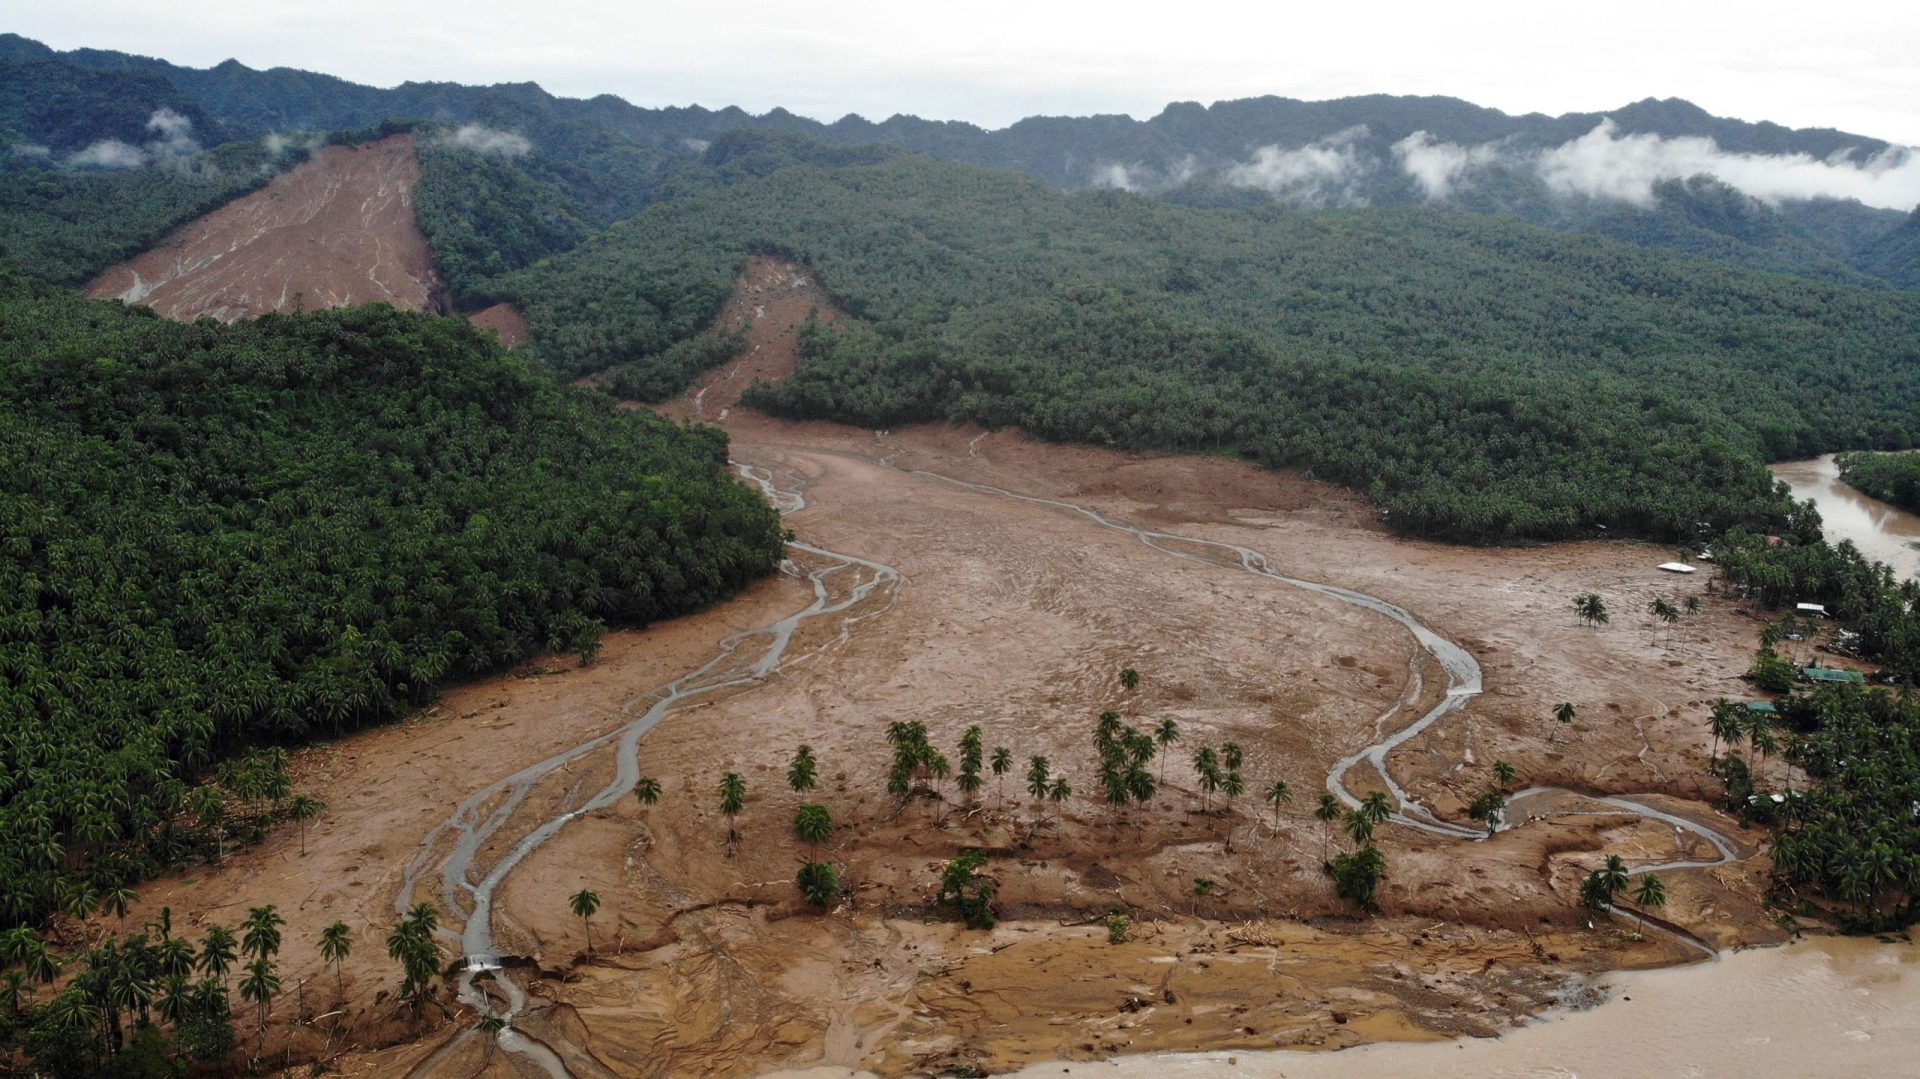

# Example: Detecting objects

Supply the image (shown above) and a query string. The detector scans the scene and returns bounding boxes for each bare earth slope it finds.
[86,133,444,321]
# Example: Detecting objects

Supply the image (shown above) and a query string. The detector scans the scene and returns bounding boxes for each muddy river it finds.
[1772,453,1920,579]
[994,935,1919,1079]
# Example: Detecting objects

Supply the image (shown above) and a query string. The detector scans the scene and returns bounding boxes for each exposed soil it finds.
[656,255,840,423]
[86,134,444,321]
[467,302,529,349]
[102,259,1792,1077]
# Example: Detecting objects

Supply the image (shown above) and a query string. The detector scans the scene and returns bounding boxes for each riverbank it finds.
[1771,453,1920,580]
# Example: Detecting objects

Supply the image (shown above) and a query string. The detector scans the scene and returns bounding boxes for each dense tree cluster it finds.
[492,137,1920,543]
[0,138,294,285]
[0,277,785,931]
[1708,531,1920,927]
[1835,450,1920,515]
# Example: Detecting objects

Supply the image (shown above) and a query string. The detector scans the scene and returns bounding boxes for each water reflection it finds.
[1771,454,1920,580]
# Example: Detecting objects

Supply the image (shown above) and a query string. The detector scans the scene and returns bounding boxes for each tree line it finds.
[0,277,786,933]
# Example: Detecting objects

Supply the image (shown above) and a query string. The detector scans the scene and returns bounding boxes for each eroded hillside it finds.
[86,133,444,320]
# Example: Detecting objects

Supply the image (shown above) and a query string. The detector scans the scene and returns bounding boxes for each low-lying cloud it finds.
[1535,120,1920,209]
[441,123,532,156]
[65,108,201,169]
[1218,120,1920,212]
[1392,131,1503,201]
[1223,126,1372,206]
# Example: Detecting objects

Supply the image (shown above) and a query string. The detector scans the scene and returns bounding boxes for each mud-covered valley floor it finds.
[105,262,1793,1077]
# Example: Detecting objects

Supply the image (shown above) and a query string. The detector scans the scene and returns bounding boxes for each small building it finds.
[1657,562,1698,574]
[1801,667,1865,684]
[1796,602,1829,617]
[1744,700,1779,715]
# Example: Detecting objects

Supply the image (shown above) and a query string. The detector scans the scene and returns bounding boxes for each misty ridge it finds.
[2,31,1916,289]
[1092,119,1920,212]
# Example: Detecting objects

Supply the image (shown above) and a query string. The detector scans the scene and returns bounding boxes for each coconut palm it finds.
[241,905,283,962]
[991,746,1013,805]
[1343,807,1375,847]
[633,775,662,807]
[1360,790,1393,826]
[797,862,841,909]
[1598,854,1631,898]
[285,793,324,855]
[476,1012,507,1064]
[1631,873,1667,909]
[1221,741,1245,772]
[718,772,747,842]
[569,889,601,953]
[198,925,237,986]
[788,745,819,794]
[1491,759,1517,788]
[238,956,279,1051]
[794,803,833,851]
[1707,698,1743,769]
[1119,667,1141,691]
[1552,701,1577,742]
[1153,718,1179,783]
[1313,794,1341,863]
[1263,779,1293,832]
[1191,746,1220,811]
[318,921,351,1002]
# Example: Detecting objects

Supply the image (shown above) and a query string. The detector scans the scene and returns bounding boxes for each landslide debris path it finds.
[898,462,1737,957]
[398,461,900,1076]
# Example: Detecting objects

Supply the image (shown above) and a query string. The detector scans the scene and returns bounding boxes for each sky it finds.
[9,0,1920,145]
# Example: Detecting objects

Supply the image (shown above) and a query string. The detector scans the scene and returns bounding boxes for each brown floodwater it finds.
[994,936,1919,1079]
[1771,454,1920,580]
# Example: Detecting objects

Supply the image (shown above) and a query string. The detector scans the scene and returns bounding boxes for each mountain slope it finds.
[3,33,1912,290]
[494,136,1920,543]
[86,133,442,320]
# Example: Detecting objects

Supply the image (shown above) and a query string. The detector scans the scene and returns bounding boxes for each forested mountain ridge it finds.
[2,32,1914,291]
[488,135,1919,543]
[0,276,785,928]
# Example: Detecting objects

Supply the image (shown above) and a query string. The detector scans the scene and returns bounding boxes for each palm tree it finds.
[633,775,662,807]
[1343,807,1375,848]
[1360,790,1392,826]
[718,772,747,843]
[1631,873,1667,909]
[1598,854,1631,898]
[102,884,138,923]
[1263,779,1293,832]
[1707,698,1743,769]
[1552,701,1577,742]
[787,745,819,795]
[1192,746,1220,811]
[238,956,279,1052]
[1025,756,1052,804]
[796,862,841,909]
[991,747,1013,806]
[476,1012,507,1065]
[285,794,324,855]
[1048,776,1072,807]
[1491,759,1517,788]
[318,922,351,1002]
[1221,769,1246,817]
[794,803,833,852]
[1313,794,1341,863]
[569,889,602,954]
[1119,667,1140,691]
[1648,598,1680,646]
[1153,718,1179,784]
[199,925,237,987]
[1221,741,1245,773]
[241,905,283,962]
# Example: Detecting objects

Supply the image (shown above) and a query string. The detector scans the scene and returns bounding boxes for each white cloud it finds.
[9,142,52,159]
[1537,119,1920,210]
[441,123,532,156]
[1223,126,1372,206]
[1090,162,1138,191]
[1392,130,1503,200]
[67,139,149,168]
[144,107,199,159]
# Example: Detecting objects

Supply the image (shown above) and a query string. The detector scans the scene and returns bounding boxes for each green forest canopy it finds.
[489,134,1920,543]
[1836,450,1920,515]
[0,277,785,929]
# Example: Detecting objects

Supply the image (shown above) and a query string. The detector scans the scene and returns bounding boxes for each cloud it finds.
[1536,119,1920,210]
[261,131,323,157]
[1090,162,1139,191]
[441,123,532,156]
[67,138,150,169]
[1392,131,1503,200]
[1223,126,1372,206]
[64,109,202,169]
[144,107,200,160]
[683,137,711,154]
[9,142,51,159]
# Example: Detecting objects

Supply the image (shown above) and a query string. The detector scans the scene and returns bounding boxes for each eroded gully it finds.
[400,450,1741,1074]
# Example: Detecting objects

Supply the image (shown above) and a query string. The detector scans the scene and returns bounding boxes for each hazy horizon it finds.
[10,1,1920,146]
